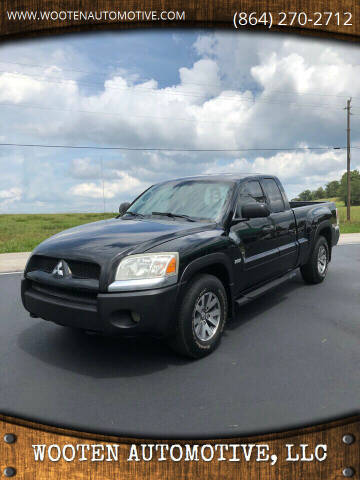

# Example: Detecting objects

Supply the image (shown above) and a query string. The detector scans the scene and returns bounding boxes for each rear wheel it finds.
[300,235,329,284]
[168,274,227,358]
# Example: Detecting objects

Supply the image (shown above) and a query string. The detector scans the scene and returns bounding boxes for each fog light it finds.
[131,312,141,323]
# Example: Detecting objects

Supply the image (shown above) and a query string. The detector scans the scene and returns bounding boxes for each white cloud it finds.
[1,32,360,212]
[70,157,101,179]
[70,172,142,199]
[0,187,22,200]
[193,35,217,56]
[0,187,22,209]
[206,149,351,199]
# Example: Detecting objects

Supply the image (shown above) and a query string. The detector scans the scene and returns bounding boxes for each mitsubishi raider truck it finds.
[21,174,340,358]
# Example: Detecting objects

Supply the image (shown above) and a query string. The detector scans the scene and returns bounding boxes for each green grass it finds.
[315,198,360,234]
[0,213,116,254]
[1,204,360,253]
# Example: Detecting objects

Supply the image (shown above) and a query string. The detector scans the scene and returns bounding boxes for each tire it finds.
[168,274,228,359]
[300,235,330,284]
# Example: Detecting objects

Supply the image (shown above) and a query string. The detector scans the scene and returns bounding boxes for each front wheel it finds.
[168,274,228,358]
[300,235,330,284]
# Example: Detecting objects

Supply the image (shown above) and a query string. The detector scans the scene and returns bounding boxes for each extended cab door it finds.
[230,180,279,293]
[260,177,298,274]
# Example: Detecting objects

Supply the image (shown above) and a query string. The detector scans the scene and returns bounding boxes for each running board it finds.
[235,271,297,307]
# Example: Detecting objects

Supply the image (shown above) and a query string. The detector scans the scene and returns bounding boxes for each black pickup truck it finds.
[21,174,340,358]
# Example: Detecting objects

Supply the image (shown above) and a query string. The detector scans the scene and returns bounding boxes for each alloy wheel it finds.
[317,244,328,275]
[193,291,221,342]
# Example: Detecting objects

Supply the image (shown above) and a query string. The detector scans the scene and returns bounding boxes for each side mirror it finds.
[242,203,270,219]
[230,217,242,226]
[119,202,131,215]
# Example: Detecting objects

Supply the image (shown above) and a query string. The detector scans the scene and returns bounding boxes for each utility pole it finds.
[100,157,106,215]
[346,98,352,221]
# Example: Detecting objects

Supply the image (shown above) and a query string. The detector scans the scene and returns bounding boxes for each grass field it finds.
[0,213,115,254]
[1,202,360,253]
[316,198,360,234]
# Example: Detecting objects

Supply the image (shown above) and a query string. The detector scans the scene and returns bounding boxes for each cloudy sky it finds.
[0,30,360,213]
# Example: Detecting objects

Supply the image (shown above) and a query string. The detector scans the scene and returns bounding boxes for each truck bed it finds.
[288,200,339,267]
[289,200,332,208]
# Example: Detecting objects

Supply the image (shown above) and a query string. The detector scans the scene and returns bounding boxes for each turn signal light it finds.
[166,257,177,275]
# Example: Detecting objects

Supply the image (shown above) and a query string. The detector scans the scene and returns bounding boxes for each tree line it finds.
[293,169,360,205]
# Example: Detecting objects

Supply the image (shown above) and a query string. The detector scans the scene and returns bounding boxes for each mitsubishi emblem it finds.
[52,260,71,278]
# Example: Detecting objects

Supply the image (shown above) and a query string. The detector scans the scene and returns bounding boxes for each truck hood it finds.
[32,217,216,266]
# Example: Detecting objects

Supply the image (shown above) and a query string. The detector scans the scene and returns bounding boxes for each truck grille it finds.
[27,255,100,280]
[31,281,97,305]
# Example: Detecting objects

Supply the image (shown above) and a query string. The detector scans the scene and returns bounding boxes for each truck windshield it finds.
[126,179,234,222]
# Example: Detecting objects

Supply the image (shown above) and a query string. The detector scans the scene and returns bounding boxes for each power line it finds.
[0,101,304,127]
[1,101,345,127]
[0,60,112,77]
[0,59,357,100]
[0,142,347,152]
[0,70,347,111]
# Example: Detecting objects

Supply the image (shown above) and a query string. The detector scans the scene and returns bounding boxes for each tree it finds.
[325,180,340,198]
[314,186,326,199]
[298,189,313,201]
[339,169,360,206]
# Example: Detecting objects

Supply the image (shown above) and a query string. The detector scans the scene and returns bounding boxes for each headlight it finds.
[108,252,179,292]
[115,252,178,280]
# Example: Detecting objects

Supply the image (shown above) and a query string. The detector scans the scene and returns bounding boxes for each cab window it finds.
[262,178,285,213]
[235,181,266,218]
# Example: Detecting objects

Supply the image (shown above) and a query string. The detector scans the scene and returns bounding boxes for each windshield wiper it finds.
[152,211,196,222]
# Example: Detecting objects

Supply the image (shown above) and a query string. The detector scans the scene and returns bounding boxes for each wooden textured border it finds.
[0,1,359,42]
[0,414,359,479]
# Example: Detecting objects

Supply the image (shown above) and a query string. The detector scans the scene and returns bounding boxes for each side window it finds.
[236,181,266,217]
[262,178,285,213]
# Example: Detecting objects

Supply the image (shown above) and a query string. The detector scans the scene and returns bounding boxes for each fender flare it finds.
[308,219,334,261]
[314,219,333,242]
[180,252,234,284]
[178,252,235,317]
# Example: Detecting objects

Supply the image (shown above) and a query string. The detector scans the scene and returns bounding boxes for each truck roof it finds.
[167,173,269,183]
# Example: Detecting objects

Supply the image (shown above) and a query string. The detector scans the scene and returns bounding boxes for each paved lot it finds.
[0,244,359,438]
[0,251,30,273]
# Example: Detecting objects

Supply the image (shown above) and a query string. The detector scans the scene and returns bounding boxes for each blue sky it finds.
[0,30,359,213]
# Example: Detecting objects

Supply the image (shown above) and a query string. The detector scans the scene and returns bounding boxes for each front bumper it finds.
[21,277,179,338]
